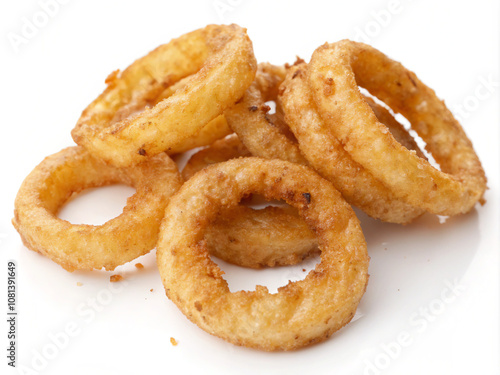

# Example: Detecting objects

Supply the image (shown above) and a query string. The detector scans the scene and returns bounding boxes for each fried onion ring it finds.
[182,135,318,268]
[307,40,487,215]
[72,24,256,166]
[224,64,307,164]
[12,147,182,271]
[157,157,369,351]
[279,64,426,224]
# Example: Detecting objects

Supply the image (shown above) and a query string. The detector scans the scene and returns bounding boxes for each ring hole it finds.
[265,100,277,114]
[58,185,136,225]
[205,200,321,293]
[359,87,441,170]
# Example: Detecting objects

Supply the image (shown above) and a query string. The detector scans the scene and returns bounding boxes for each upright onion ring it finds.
[72,24,256,166]
[224,63,307,165]
[12,147,182,271]
[157,158,369,351]
[279,64,425,223]
[307,40,487,215]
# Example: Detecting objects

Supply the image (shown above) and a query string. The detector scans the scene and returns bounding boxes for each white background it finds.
[1,0,499,374]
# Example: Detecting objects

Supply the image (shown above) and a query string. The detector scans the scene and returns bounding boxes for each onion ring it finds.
[307,40,487,215]
[224,64,307,164]
[279,63,426,224]
[72,24,257,167]
[12,147,182,271]
[157,157,369,351]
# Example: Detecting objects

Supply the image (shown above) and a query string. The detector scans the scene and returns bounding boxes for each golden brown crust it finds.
[72,24,257,167]
[157,158,369,351]
[12,146,182,271]
[307,40,487,215]
[279,64,425,224]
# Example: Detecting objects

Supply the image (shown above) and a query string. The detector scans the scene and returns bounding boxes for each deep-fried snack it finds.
[224,64,307,164]
[207,204,318,268]
[307,40,487,215]
[12,147,182,271]
[157,158,369,351]
[181,134,250,180]
[72,24,257,167]
[280,64,426,224]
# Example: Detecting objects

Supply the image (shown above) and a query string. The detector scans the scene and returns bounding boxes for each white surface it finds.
[1,0,499,374]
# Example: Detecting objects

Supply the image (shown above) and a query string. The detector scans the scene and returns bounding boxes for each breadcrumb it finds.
[110,274,124,283]
[76,282,83,287]
[135,263,144,269]
[170,337,178,346]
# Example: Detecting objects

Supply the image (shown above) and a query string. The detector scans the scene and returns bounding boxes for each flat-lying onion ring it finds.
[157,157,369,351]
[72,24,256,167]
[279,64,426,224]
[12,147,182,271]
[307,40,487,215]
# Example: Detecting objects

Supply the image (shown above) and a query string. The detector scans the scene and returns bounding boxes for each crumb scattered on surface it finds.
[150,289,154,292]
[135,263,144,269]
[170,337,178,346]
[302,269,306,272]
[110,274,124,283]
[76,282,83,287]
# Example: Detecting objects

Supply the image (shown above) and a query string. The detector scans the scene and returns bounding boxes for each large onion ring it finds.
[182,135,318,268]
[12,147,182,271]
[307,40,487,215]
[157,158,369,351]
[279,64,426,224]
[72,24,256,166]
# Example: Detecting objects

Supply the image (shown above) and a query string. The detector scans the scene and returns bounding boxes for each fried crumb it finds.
[150,289,154,292]
[110,274,124,283]
[302,269,306,272]
[170,337,178,346]
[76,282,83,287]
[135,263,144,269]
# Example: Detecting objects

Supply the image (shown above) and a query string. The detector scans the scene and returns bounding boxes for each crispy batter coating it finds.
[157,158,369,351]
[225,64,308,164]
[12,147,182,271]
[182,134,250,180]
[279,64,425,224]
[72,24,256,166]
[207,204,318,268]
[308,40,487,215]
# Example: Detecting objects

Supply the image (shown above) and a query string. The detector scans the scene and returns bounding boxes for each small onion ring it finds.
[224,63,307,164]
[157,157,369,351]
[12,147,182,271]
[72,24,256,167]
[307,40,487,215]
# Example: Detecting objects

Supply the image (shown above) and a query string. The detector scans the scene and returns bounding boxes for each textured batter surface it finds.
[72,24,257,166]
[279,64,425,224]
[308,40,487,215]
[157,158,369,351]
[13,147,182,271]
